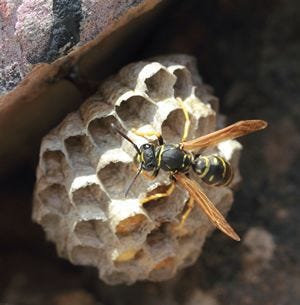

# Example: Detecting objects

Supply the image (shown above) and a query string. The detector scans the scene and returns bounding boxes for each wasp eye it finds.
[143,144,151,149]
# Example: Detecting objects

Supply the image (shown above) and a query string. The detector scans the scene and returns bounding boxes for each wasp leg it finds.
[140,181,175,205]
[131,128,164,145]
[131,164,159,180]
[176,97,190,142]
[178,197,195,229]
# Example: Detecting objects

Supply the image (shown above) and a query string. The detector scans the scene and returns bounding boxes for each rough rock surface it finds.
[0,0,166,181]
[33,55,241,284]
[0,0,161,94]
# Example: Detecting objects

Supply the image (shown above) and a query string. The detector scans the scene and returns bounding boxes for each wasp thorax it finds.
[157,144,192,173]
[33,55,242,285]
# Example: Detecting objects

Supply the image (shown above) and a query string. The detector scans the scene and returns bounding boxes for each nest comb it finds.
[32,55,242,285]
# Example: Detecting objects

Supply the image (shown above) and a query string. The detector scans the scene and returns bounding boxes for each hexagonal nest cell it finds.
[161,108,188,143]
[115,95,157,129]
[33,54,242,285]
[173,67,193,99]
[142,184,187,223]
[144,68,176,101]
[88,115,122,152]
[97,161,135,198]
[115,214,149,237]
[42,150,67,182]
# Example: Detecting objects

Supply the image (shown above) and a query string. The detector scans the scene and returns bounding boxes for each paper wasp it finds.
[111,99,267,241]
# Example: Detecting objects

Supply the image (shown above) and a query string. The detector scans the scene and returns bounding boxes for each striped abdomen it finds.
[192,155,233,186]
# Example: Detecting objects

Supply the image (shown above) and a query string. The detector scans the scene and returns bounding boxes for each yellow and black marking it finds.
[140,182,176,205]
[192,155,233,186]
[157,144,165,168]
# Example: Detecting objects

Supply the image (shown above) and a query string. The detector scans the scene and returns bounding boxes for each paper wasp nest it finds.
[33,55,242,285]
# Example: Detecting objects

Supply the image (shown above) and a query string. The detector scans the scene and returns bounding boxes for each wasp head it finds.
[111,124,158,196]
[136,143,157,171]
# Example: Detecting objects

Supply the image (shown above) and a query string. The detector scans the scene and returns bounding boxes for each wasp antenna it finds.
[111,123,141,155]
[125,164,142,197]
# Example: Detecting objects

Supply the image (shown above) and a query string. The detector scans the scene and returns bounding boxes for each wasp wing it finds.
[174,173,240,241]
[181,120,267,150]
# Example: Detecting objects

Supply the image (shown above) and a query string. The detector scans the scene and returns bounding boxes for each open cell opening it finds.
[146,225,169,249]
[145,69,175,101]
[115,214,148,238]
[173,68,193,99]
[72,183,108,211]
[64,135,92,169]
[153,256,175,270]
[190,114,215,142]
[146,223,175,257]
[71,245,101,266]
[39,184,71,214]
[142,184,185,223]
[93,220,115,244]
[161,108,186,144]
[74,219,104,247]
[142,185,171,220]
[88,115,122,152]
[114,249,144,265]
[115,95,157,129]
[42,150,66,181]
[97,161,141,198]
[149,257,176,281]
